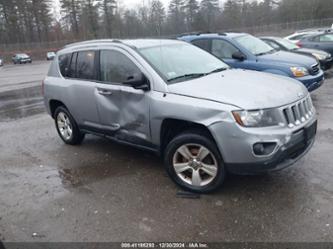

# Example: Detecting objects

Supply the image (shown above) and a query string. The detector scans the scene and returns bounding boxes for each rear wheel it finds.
[164,131,225,193]
[54,106,85,145]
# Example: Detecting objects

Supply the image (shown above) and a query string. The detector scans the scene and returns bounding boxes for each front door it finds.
[210,39,248,69]
[95,49,151,146]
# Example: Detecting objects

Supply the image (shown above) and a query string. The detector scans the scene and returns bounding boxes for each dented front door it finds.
[95,49,151,145]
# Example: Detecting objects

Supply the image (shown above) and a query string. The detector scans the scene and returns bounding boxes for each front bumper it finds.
[209,116,317,175]
[298,70,324,92]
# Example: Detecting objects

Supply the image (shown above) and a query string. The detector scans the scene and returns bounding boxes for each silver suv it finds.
[43,39,317,193]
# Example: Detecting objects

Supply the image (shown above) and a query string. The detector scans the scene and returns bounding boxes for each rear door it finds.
[95,49,151,145]
[59,50,100,129]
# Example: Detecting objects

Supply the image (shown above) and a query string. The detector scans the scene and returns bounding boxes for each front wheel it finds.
[164,131,225,193]
[54,106,85,145]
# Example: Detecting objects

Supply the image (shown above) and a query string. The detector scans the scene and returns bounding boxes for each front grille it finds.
[310,63,320,75]
[282,96,314,128]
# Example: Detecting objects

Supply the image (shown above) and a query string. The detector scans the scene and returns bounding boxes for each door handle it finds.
[97,89,112,95]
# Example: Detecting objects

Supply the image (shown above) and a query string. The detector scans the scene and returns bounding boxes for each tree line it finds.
[0,0,333,45]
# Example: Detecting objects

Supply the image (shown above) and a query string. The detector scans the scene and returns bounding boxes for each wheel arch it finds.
[160,118,216,155]
[49,99,68,118]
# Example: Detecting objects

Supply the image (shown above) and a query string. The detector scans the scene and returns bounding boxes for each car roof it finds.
[178,32,247,41]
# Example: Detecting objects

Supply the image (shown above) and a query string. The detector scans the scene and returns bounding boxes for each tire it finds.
[164,131,225,193]
[54,106,85,145]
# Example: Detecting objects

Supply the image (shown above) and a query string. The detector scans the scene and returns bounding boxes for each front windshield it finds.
[139,43,229,83]
[275,38,299,50]
[235,34,274,56]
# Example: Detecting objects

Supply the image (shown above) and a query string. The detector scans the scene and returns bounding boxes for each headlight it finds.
[311,52,327,61]
[290,67,309,77]
[232,109,282,127]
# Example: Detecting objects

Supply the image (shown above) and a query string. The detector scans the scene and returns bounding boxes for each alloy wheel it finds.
[172,143,218,187]
[57,112,73,141]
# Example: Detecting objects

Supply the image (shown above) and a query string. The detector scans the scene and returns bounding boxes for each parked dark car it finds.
[261,36,332,70]
[179,33,324,92]
[298,31,333,57]
[12,53,32,64]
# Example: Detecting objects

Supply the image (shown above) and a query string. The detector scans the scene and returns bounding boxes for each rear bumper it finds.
[298,70,324,92]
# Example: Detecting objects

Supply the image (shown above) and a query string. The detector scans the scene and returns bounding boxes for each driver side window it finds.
[319,34,333,42]
[100,50,141,84]
[211,39,240,59]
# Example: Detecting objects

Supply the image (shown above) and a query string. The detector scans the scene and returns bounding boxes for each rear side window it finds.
[76,51,96,80]
[58,53,71,77]
[191,39,211,52]
[212,39,239,59]
[100,50,141,83]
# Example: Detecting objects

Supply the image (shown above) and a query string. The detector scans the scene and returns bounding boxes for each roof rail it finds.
[296,27,330,33]
[177,31,226,37]
[64,39,123,48]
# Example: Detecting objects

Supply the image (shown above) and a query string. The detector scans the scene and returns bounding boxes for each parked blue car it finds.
[179,33,324,92]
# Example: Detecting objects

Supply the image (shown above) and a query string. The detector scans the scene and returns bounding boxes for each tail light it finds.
[296,41,302,47]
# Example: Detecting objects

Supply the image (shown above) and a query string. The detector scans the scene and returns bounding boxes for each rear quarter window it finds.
[58,53,71,77]
[191,39,211,52]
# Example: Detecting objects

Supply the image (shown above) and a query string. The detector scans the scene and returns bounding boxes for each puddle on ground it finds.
[0,86,44,121]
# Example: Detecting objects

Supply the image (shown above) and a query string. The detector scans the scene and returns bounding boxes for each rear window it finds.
[76,51,96,80]
[58,53,71,77]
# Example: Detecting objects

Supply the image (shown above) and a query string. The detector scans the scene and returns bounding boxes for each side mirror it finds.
[232,51,246,61]
[123,73,150,91]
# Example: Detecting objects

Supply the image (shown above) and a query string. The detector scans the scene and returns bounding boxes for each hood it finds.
[296,48,330,56]
[257,51,317,68]
[167,69,308,110]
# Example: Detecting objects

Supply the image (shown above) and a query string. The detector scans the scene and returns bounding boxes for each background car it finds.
[179,32,324,92]
[298,31,333,57]
[12,53,32,64]
[261,36,332,70]
[46,51,56,60]
[284,31,321,44]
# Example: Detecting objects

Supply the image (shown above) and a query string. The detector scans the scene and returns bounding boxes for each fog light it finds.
[253,142,277,156]
[253,143,265,155]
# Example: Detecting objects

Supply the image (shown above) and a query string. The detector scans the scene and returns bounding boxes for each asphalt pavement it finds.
[0,62,332,242]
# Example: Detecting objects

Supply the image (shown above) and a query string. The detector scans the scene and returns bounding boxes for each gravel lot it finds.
[0,62,332,242]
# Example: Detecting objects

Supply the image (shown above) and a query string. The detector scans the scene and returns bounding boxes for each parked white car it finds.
[284,31,320,44]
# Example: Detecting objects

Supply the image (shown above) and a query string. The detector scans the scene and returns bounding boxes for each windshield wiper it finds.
[206,67,228,75]
[167,73,205,83]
